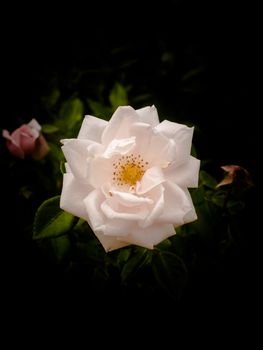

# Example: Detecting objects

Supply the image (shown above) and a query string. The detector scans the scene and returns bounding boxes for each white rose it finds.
[60,105,200,251]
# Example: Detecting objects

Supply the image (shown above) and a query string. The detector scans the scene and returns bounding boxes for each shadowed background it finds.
[1,0,261,326]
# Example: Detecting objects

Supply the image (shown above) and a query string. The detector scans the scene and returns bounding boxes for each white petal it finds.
[102,137,136,159]
[2,129,16,144]
[129,122,152,153]
[140,185,164,228]
[136,105,159,127]
[61,139,91,179]
[163,156,200,188]
[77,115,108,142]
[95,231,130,252]
[155,120,194,164]
[102,219,134,236]
[83,188,106,231]
[155,119,189,138]
[182,187,198,223]
[158,181,197,226]
[83,189,131,251]
[109,190,153,207]
[136,167,165,194]
[144,131,176,164]
[28,118,41,132]
[101,199,149,221]
[183,206,197,224]
[65,162,71,173]
[101,106,139,145]
[87,143,105,157]
[86,157,112,188]
[61,138,93,150]
[60,173,92,219]
[125,224,176,249]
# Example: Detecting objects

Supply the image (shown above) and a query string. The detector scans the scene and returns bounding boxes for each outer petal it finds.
[158,181,197,226]
[101,106,139,145]
[83,189,105,230]
[77,115,108,142]
[6,142,24,158]
[2,129,24,158]
[18,126,38,155]
[136,105,159,127]
[95,230,130,252]
[144,132,176,165]
[102,218,134,236]
[94,230,130,252]
[163,156,200,188]
[32,134,50,160]
[65,162,71,173]
[83,189,129,251]
[125,223,176,249]
[2,129,17,144]
[28,118,41,132]
[61,139,92,179]
[155,120,194,164]
[60,173,92,219]
[139,185,164,228]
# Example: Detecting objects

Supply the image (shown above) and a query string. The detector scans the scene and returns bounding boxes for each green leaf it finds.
[189,193,222,239]
[161,51,174,64]
[60,161,66,175]
[19,186,32,199]
[211,190,227,207]
[109,83,128,110]
[74,241,104,263]
[49,142,64,161]
[155,238,172,251]
[152,251,188,298]
[117,248,132,266]
[191,144,197,157]
[50,235,71,263]
[41,88,60,109]
[87,99,111,120]
[132,93,152,104]
[41,124,59,134]
[199,170,217,189]
[227,200,245,215]
[190,186,206,206]
[181,67,204,82]
[58,98,84,130]
[93,266,110,286]
[33,196,76,240]
[121,248,149,283]
[170,234,185,256]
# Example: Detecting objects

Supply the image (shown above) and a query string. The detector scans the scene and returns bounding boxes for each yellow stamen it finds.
[120,163,144,185]
[112,154,148,186]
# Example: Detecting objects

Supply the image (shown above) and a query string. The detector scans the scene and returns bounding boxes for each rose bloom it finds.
[2,119,49,160]
[60,106,200,251]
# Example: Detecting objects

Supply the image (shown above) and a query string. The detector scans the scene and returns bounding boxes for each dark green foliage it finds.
[33,196,77,240]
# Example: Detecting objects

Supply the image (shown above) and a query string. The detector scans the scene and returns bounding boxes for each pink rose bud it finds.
[216,165,253,188]
[2,119,49,159]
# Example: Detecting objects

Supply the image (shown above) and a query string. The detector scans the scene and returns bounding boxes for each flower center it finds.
[112,154,148,186]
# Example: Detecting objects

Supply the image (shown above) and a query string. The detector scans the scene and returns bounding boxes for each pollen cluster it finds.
[112,154,148,186]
